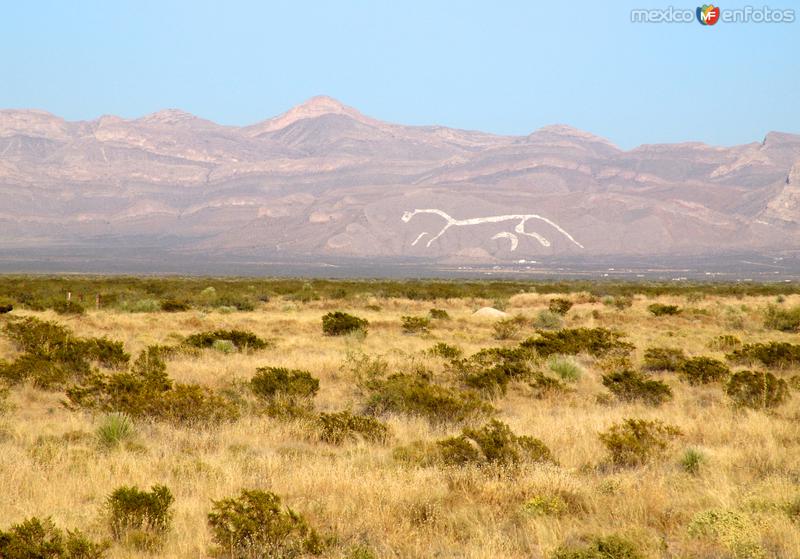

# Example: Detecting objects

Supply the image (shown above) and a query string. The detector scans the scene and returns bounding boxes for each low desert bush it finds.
[364,373,492,424]
[160,299,190,312]
[547,355,583,382]
[687,508,764,559]
[51,300,86,315]
[317,411,389,445]
[96,412,136,450]
[429,308,450,320]
[401,315,430,334]
[603,295,634,310]
[0,517,108,558]
[548,298,573,315]
[322,311,368,336]
[107,485,173,550]
[452,346,533,395]
[725,370,790,409]
[601,370,672,406]
[641,347,686,371]
[185,329,269,351]
[763,303,800,331]
[599,418,682,467]
[207,489,325,558]
[648,303,680,316]
[727,342,800,368]
[521,328,633,358]
[493,315,527,340]
[679,357,730,385]
[532,309,563,330]
[427,342,463,360]
[251,367,319,403]
[551,534,644,559]
[523,489,587,517]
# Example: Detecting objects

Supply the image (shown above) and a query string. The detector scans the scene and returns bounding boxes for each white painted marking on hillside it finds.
[401,209,583,251]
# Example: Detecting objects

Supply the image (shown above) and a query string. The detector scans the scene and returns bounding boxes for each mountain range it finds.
[2,96,799,268]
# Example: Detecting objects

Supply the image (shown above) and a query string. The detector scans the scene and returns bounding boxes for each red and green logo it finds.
[697,4,721,25]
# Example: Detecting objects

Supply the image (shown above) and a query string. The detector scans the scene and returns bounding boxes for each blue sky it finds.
[1,1,797,148]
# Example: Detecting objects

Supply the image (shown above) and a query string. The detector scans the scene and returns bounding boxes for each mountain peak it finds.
[527,124,619,150]
[138,108,199,124]
[245,95,379,136]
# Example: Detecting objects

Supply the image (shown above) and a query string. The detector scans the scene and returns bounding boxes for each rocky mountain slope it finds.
[1,96,798,264]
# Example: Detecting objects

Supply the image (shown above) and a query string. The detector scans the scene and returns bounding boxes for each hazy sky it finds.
[2,1,797,148]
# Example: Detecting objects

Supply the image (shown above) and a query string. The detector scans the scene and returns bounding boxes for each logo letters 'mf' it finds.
[696,4,721,25]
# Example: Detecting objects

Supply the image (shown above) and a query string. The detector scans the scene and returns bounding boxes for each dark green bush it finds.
[401,315,430,334]
[429,308,450,320]
[207,489,325,558]
[763,304,800,331]
[641,347,686,371]
[364,373,492,425]
[161,299,190,312]
[493,315,527,340]
[251,367,319,401]
[0,517,108,558]
[317,411,389,445]
[678,357,730,385]
[727,342,800,369]
[548,298,573,315]
[51,300,86,315]
[82,338,131,370]
[551,534,644,559]
[601,370,672,406]
[648,303,680,316]
[185,329,269,351]
[599,418,682,467]
[321,312,368,336]
[725,370,790,409]
[451,346,533,396]
[107,485,173,550]
[427,342,463,360]
[521,328,633,358]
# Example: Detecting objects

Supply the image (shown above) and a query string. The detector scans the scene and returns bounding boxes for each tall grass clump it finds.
[547,355,583,382]
[96,412,136,450]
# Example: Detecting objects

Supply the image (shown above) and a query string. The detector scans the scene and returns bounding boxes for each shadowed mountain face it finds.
[2,96,799,264]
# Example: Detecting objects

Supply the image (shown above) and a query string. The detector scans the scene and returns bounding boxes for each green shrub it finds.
[207,489,325,558]
[364,373,492,425]
[493,315,527,340]
[251,367,319,401]
[549,298,574,315]
[96,412,136,450]
[52,300,86,315]
[763,304,800,331]
[727,342,800,368]
[601,370,672,406]
[725,370,790,409]
[0,517,108,559]
[427,342,463,360]
[429,308,450,320]
[532,310,563,330]
[82,338,130,370]
[322,311,368,336]
[687,509,764,559]
[603,295,634,310]
[214,295,256,311]
[599,418,682,467]
[523,490,587,517]
[681,447,705,475]
[642,347,686,371]
[452,346,533,396]
[161,299,190,312]
[124,299,161,313]
[317,411,389,445]
[679,357,730,385]
[107,485,173,550]
[529,371,569,398]
[648,303,681,316]
[547,355,583,382]
[0,301,13,314]
[401,315,430,334]
[521,328,633,358]
[185,329,269,351]
[708,335,742,351]
[551,534,644,559]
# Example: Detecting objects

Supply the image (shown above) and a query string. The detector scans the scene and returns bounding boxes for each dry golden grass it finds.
[1,292,799,558]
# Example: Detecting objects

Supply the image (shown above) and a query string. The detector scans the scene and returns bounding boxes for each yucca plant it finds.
[96,412,136,449]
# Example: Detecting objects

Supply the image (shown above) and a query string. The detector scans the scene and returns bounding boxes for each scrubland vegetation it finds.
[0,276,799,558]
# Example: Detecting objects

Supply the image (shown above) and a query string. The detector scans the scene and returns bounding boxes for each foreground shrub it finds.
[0,517,108,558]
[185,329,269,351]
[521,328,633,358]
[401,315,430,334]
[427,342,462,360]
[317,411,389,445]
[648,303,681,316]
[548,298,573,315]
[52,300,86,315]
[763,303,800,332]
[493,315,527,340]
[437,420,554,467]
[207,489,324,558]
[599,418,681,467]
[547,355,583,382]
[96,412,136,450]
[688,508,764,559]
[725,370,789,409]
[322,311,368,336]
[679,357,730,385]
[642,347,686,372]
[107,485,173,550]
[251,367,319,402]
[365,373,492,424]
[601,370,672,406]
[551,534,644,559]
[727,342,800,368]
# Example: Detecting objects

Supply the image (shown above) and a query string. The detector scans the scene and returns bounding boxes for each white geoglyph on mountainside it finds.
[400,209,584,251]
